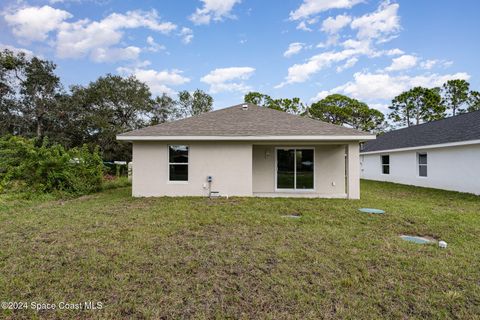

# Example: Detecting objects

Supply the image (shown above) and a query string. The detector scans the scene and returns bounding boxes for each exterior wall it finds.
[361,144,480,195]
[346,143,360,199]
[132,142,253,197]
[252,144,347,198]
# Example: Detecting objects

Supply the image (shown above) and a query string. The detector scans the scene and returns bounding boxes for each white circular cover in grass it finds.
[282,214,301,219]
[400,235,434,244]
[358,208,385,214]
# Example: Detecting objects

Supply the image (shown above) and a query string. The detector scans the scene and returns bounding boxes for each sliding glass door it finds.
[276,148,314,190]
[277,149,295,189]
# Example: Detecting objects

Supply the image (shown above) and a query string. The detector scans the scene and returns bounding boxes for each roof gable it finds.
[362,110,480,152]
[118,103,372,139]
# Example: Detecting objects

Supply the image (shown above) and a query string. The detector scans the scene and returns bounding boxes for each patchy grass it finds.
[0,180,479,319]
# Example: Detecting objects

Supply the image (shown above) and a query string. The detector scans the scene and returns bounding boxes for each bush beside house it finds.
[0,136,105,195]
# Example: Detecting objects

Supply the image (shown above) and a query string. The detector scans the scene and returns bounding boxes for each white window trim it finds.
[168,145,189,183]
[417,152,428,178]
[381,154,390,175]
[274,147,315,192]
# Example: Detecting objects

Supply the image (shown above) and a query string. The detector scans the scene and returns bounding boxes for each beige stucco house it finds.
[117,103,375,199]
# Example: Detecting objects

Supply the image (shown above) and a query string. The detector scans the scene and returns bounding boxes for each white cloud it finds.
[146,36,166,52]
[134,60,152,68]
[111,11,177,33]
[276,43,371,87]
[55,10,176,60]
[3,6,186,62]
[180,27,194,44]
[283,42,305,58]
[296,21,312,31]
[276,50,354,87]
[368,103,389,112]
[117,67,190,95]
[0,43,35,57]
[279,1,406,87]
[420,59,437,70]
[385,54,417,72]
[289,0,363,21]
[189,0,241,25]
[200,67,255,93]
[420,59,453,70]
[336,57,358,72]
[91,46,141,63]
[3,5,72,42]
[314,71,471,101]
[384,48,404,56]
[296,17,319,31]
[310,90,332,102]
[321,14,351,34]
[350,1,400,42]
[442,61,454,68]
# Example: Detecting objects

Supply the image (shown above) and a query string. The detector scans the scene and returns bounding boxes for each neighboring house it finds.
[117,103,374,199]
[361,110,480,195]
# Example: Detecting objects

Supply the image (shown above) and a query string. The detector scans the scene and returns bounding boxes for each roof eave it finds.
[117,135,376,142]
[360,138,480,154]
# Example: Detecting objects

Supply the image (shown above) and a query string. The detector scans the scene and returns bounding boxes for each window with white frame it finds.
[169,145,188,181]
[418,153,427,177]
[381,155,390,174]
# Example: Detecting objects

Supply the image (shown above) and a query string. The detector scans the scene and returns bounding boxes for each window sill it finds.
[275,189,316,193]
[167,181,189,184]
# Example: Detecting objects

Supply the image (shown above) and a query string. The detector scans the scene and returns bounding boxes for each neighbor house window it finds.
[381,155,390,174]
[276,148,314,190]
[418,153,427,177]
[169,145,188,181]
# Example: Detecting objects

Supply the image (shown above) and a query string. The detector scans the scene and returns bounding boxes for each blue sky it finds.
[1,0,479,112]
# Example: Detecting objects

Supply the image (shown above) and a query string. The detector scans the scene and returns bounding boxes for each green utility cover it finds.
[400,235,433,244]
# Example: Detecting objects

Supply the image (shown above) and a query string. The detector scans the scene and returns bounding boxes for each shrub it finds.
[0,136,104,195]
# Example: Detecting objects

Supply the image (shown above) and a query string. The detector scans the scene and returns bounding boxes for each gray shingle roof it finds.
[118,103,372,138]
[362,110,480,152]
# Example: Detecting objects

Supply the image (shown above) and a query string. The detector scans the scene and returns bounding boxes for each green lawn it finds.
[0,180,479,319]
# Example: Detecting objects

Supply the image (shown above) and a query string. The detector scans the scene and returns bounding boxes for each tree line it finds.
[0,49,213,161]
[244,79,480,133]
[2,49,479,161]
[388,80,479,127]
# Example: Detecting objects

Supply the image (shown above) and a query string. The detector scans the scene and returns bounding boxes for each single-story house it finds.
[360,110,480,195]
[117,103,375,198]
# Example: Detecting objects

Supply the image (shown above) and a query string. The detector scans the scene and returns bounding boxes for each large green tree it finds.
[69,74,153,161]
[0,50,62,138]
[389,87,444,127]
[244,92,305,114]
[0,49,26,135]
[21,57,62,138]
[0,50,214,161]
[150,93,178,125]
[177,89,213,118]
[441,79,470,116]
[467,90,480,112]
[243,92,271,107]
[309,94,384,132]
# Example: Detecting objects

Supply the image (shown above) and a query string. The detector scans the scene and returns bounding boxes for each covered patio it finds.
[252,142,360,199]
